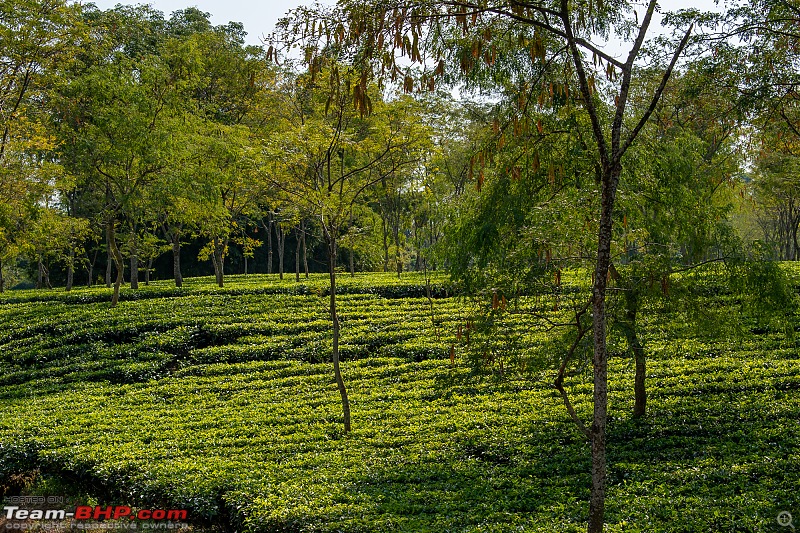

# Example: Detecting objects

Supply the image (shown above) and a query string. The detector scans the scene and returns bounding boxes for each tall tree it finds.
[278,1,695,528]
[56,48,180,305]
[0,0,80,291]
[266,65,431,432]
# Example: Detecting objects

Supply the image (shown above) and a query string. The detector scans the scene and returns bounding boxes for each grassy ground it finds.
[0,272,798,532]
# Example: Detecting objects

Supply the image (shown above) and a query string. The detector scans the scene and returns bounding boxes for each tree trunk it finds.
[0,257,4,293]
[382,216,389,272]
[587,163,620,533]
[37,257,44,289]
[295,226,301,282]
[625,292,647,418]
[129,230,139,290]
[86,249,97,287]
[106,246,112,288]
[429,218,437,270]
[107,220,124,307]
[633,337,646,417]
[43,263,52,289]
[66,248,75,292]
[265,215,273,274]
[393,217,402,278]
[326,228,351,433]
[171,235,183,288]
[414,220,422,271]
[301,219,309,278]
[616,281,647,418]
[211,236,224,288]
[145,257,153,286]
[349,211,355,277]
[276,222,285,280]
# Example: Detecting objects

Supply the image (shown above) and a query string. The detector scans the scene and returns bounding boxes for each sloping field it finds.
[1,273,798,532]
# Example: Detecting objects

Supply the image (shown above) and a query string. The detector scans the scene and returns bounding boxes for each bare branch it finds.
[619,24,693,158]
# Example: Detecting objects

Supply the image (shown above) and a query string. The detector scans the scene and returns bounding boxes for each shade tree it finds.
[276,0,700,528]
[264,62,432,432]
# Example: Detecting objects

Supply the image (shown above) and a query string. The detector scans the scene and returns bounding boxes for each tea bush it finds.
[0,272,798,532]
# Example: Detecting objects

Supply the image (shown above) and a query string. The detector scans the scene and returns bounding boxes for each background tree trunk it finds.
[382,216,389,272]
[349,211,355,277]
[171,234,183,288]
[130,232,139,290]
[301,219,309,278]
[105,243,112,288]
[211,236,225,288]
[86,249,97,287]
[295,226,301,282]
[276,221,285,280]
[393,217,402,278]
[265,215,273,274]
[66,248,75,291]
[107,220,124,307]
[43,263,52,289]
[37,257,44,289]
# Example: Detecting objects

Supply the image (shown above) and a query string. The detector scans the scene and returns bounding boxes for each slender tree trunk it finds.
[171,234,183,288]
[625,292,647,418]
[295,226,301,282]
[107,220,124,307]
[130,229,139,290]
[0,257,4,293]
[326,229,351,433]
[130,253,138,289]
[276,222,285,280]
[301,220,309,278]
[106,246,112,288]
[382,216,389,272]
[265,215,273,274]
[414,221,422,271]
[429,218,437,270]
[37,257,44,289]
[633,336,646,417]
[86,249,97,287]
[349,211,355,277]
[211,236,224,288]
[393,217,402,278]
[615,280,647,418]
[145,257,153,286]
[587,164,620,533]
[66,248,75,292]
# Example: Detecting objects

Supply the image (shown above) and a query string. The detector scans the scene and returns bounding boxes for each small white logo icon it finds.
[778,511,795,530]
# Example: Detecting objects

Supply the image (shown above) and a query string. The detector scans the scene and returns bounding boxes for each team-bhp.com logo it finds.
[4,506,187,521]
[2,502,189,530]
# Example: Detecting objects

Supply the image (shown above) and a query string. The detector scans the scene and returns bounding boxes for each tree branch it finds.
[619,24,693,158]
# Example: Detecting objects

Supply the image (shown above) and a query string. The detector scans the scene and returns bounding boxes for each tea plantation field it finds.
[1,272,799,532]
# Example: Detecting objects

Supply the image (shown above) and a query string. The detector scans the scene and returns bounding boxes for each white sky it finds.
[81,0,313,45]
[81,0,724,49]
